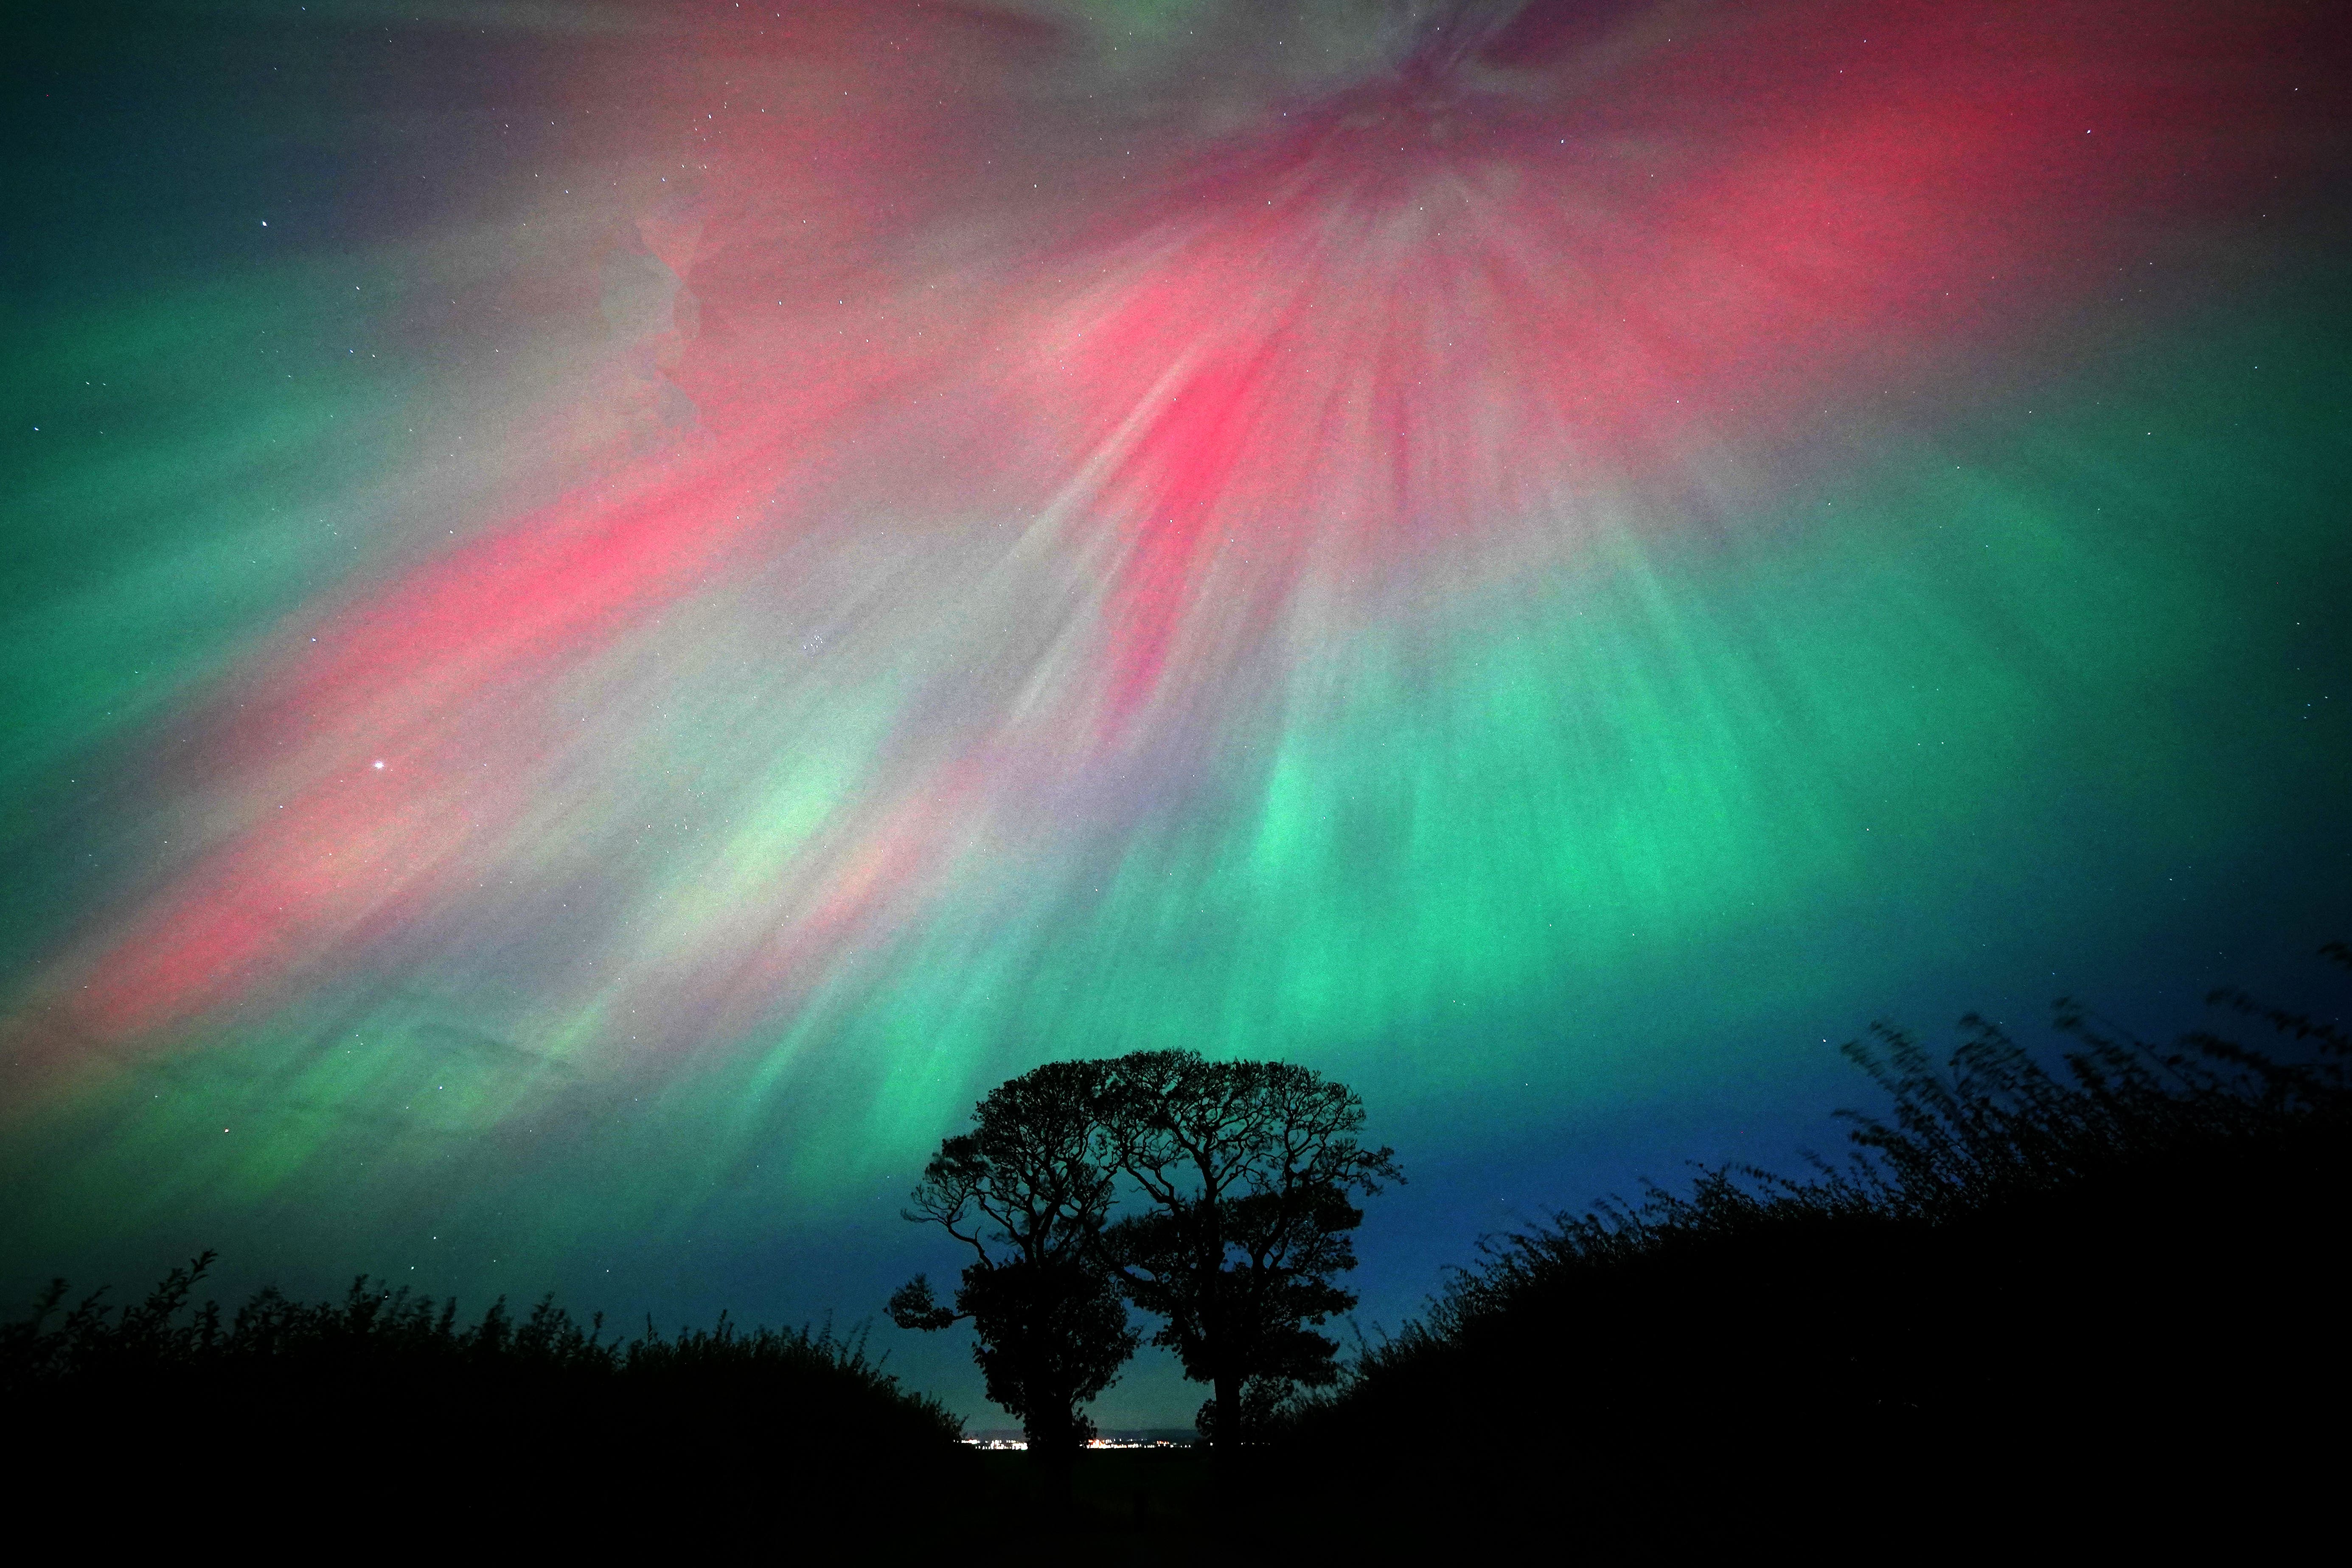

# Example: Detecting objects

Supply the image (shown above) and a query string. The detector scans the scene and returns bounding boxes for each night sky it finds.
[4,0,2347,1430]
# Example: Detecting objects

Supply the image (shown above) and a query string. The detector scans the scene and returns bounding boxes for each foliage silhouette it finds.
[891,1058,1140,1456]
[1103,1052,1401,1444]
[1279,944,2352,1545]
[893,1051,1400,1451]
[5,1257,972,1535]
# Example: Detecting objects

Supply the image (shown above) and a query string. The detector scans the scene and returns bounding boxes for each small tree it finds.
[887,1060,1137,1455]
[1103,1052,1401,1444]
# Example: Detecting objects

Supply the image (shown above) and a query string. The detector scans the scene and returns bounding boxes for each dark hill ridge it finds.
[1276,947,2352,1546]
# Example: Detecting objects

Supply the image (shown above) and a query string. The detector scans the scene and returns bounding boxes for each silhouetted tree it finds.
[1101,1052,1401,1444]
[888,1059,1138,1456]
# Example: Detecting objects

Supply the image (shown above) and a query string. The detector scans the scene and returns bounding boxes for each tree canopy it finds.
[1104,1052,1401,1441]
[892,1050,1399,1448]
[887,1059,1137,1454]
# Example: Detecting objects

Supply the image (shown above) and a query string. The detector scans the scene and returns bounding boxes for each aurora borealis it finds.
[5,0,2348,1428]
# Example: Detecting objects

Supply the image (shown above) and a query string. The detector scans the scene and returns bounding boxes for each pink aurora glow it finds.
[28,0,2333,1069]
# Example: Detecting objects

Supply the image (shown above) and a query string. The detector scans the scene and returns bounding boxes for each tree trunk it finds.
[1199,1170,1229,1446]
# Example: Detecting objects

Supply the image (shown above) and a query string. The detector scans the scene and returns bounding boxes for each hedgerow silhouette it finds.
[5,1256,955,1433]
[5,1256,973,1537]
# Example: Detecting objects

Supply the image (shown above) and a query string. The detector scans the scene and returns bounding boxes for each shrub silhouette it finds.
[5,1260,973,1535]
[1280,945,2352,1545]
